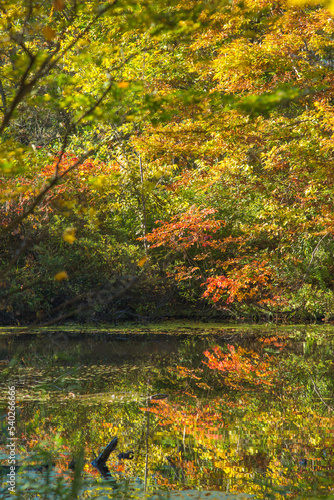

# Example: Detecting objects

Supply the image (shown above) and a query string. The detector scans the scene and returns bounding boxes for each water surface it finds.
[0,324,334,499]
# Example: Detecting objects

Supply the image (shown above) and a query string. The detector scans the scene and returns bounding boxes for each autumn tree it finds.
[0,0,230,324]
[139,0,334,321]
[3,0,334,323]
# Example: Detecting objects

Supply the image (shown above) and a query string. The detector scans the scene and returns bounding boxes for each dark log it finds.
[92,436,118,467]
[117,451,134,460]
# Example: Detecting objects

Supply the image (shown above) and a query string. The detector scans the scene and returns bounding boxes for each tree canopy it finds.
[1,0,334,324]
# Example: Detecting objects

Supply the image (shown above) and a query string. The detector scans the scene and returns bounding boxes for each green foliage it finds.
[287,284,334,321]
[2,0,334,323]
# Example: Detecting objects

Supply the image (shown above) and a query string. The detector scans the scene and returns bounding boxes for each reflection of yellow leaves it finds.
[137,256,147,267]
[54,271,69,281]
[176,365,201,379]
[43,26,56,41]
[62,227,76,244]
[195,382,211,390]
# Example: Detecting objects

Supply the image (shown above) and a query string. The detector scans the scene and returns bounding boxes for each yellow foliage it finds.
[62,227,76,244]
[137,256,147,267]
[288,0,334,13]
[54,271,69,281]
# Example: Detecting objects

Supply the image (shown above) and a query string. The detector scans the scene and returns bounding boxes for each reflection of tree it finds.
[3,330,334,496]
[148,336,334,496]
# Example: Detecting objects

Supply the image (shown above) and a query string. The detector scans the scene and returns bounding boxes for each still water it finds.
[0,324,334,499]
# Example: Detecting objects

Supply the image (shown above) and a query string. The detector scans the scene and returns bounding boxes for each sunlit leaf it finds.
[54,271,69,281]
[62,228,76,244]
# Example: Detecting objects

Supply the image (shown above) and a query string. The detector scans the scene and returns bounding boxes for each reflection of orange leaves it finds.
[155,474,170,486]
[176,365,201,379]
[274,342,286,349]
[145,399,225,443]
[259,336,287,350]
[89,466,100,477]
[114,463,125,472]
[57,463,68,472]
[260,336,280,344]
[203,344,275,388]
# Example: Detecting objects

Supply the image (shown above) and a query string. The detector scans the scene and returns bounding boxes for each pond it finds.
[0,323,334,499]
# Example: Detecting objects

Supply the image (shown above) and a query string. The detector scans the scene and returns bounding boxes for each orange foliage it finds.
[145,206,225,251]
[203,344,276,389]
[203,260,273,304]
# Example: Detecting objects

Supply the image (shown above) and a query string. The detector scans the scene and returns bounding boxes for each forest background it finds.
[2,0,334,326]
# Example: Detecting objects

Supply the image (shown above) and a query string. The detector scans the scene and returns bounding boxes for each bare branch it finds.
[0,78,7,111]
[304,233,331,279]
[0,276,46,300]
[309,373,334,413]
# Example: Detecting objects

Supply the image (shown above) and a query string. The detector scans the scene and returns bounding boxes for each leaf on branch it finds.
[62,227,76,244]
[43,26,57,41]
[54,271,69,281]
[137,256,147,268]
[117,82,130,89]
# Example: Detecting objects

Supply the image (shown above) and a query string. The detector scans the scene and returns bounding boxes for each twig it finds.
[0,1,120,133]
[304,233,331,279]
[0,78,7,111]
[309,373,334,413]
[0,148,95,234]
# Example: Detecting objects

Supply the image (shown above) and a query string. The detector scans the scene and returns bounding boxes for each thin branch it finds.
[309,373,334,413]
[0,147,95,234]
[23,0,34,29]
[0,276,46,300]
[29,292,87,325]
[0,0,119,133]
[0,52,36,133]
[0,231,47,279]
[0,78,7,111]
[139,155,148,253]
[0,236,30,279]
[304,233,330,279]
[1,48,144,232]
